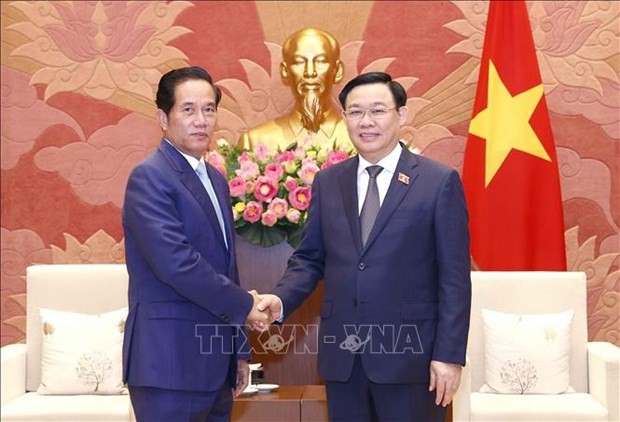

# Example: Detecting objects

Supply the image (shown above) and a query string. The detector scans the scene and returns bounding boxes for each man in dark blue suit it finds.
[257,72,471,421]
[122,67,269,421]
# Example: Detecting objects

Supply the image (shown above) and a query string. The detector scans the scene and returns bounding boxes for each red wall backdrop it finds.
[1,1,618,350]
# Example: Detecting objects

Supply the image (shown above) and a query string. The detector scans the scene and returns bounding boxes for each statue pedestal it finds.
[236,236,323,386]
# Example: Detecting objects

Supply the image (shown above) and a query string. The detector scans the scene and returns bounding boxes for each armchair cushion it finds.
[481,309,574,394]
[470,392,608,421]
[1,344,26,406]
[1,393,131,421]
[37,307,127,395]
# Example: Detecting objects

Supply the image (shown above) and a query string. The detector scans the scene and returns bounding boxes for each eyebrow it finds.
[292,53,328,60]
[180,100,216,107]
[346,101,390,108]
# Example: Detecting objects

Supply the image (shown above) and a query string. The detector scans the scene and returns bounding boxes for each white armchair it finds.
[1,264,133,421]
[453,271,620,422]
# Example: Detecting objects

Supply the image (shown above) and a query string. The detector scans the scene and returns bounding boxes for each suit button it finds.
[221,314,230,323]
[358,262,366,270]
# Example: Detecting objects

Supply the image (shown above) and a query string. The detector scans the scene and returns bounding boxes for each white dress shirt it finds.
[164,139,228,248]
[357,142,403,214]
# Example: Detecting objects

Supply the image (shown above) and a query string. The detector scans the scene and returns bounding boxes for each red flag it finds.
[462,0,566,271]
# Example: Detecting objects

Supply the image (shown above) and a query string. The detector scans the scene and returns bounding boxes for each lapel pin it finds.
[398,173,410,185]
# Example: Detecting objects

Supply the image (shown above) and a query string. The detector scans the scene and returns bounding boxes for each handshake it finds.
[245,290,282,331]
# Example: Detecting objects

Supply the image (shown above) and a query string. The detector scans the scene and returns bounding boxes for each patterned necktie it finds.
[196,162,228,249]
[360,165,383,247]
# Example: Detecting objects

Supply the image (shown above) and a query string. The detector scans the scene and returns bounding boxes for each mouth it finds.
[192,132,209,140]
[359,133,379,141]
[299,82,323,93]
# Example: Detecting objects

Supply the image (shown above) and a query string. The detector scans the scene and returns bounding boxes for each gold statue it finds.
[239,28,352,151]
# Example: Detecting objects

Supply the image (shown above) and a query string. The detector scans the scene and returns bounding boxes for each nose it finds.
[304,61,317,77]
[359,111,375,126]
[194,112,207,126]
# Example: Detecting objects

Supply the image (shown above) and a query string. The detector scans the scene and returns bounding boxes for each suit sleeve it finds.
[271,172,326,317]
[123,163,253,327]
[431,169,471,366]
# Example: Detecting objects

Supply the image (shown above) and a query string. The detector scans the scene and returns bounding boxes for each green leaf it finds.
[236,223,287,247]
[285,225,303,248]
[284,141,298,151]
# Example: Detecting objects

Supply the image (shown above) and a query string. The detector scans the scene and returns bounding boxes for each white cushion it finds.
[481,309,574,394]
[37,308,127,395]
[470,391,609,421]
[0,392,131,421]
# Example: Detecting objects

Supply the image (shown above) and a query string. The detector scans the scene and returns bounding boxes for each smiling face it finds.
[343,82,407,164]
[157,78,217,159]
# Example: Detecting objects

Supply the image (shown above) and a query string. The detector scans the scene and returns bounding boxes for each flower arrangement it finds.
[205,139,356,247]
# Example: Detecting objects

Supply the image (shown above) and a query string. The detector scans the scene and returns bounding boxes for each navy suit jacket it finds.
[122,140,252,392]
[272,145,471,384]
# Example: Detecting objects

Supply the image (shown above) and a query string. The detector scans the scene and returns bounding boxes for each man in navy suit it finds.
[257,72,471,421]
[122,66,269,421]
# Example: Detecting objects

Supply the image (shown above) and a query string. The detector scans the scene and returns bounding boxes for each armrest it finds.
[587,341,620,422]
[1,344,27,406]
[452,355,471,422]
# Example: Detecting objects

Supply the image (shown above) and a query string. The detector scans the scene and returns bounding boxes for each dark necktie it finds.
[196,161,228,249]
[360,165,383,247]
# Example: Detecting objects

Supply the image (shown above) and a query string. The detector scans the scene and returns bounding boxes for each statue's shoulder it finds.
[246,117,287,138]
[239,114,293,151]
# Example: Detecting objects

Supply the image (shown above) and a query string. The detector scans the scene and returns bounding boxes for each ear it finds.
[280,62,291,86]
[157,109,168,131]
[397,106,409,125]
[333,60,344,84]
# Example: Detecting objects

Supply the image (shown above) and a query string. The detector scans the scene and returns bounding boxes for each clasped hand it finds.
[245,290,283,331]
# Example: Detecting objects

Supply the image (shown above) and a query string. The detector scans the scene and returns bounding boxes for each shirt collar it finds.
[287,107,340,138]
[357,142,402,177]
[164,138,204,171]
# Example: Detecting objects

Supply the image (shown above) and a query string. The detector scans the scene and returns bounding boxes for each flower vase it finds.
[235,235,323,386]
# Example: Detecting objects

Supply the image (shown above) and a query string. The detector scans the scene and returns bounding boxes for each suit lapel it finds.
[338,157,362,254]
[206,163,236,261]
[362,147,420,253]
[160,141,228,250]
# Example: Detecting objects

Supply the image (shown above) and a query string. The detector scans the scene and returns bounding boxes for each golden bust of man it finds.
[239,28,352,151]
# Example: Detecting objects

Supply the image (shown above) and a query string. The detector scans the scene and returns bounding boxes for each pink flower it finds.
[204,151,227,176]
[235,160,259,181]
[275,151,296,163]
[228,177,245,197]
[328,150,350,162]
[286,208,301,224]
[294,147,307,160]
[289,186,311,210]
[261,210,278,227]
[238,151,251,163]
[321,150,351,170]
[284,176,298,192]
[253,176,278,202]
[268,198,288,218]
[253,143,272,162]
[264,162,284,182]
[320,160,335,170]
[243,201,263,223]
[244,181,255,194]
[205,150,225,167]
[298,162,320,185]
[302,157,317,166]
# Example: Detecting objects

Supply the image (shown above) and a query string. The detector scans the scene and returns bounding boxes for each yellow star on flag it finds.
[469,60,551,187]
